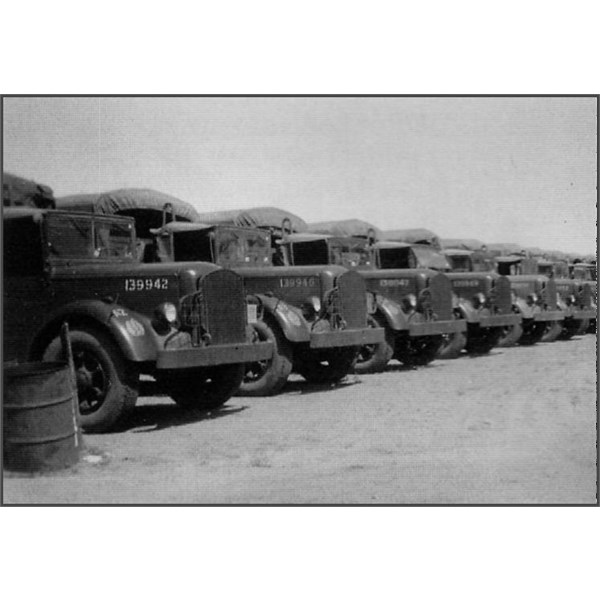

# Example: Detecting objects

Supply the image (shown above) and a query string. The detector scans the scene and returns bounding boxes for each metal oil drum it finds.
[3,362,82,472]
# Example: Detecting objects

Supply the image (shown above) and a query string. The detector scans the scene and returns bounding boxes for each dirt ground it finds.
[3,334,597,505]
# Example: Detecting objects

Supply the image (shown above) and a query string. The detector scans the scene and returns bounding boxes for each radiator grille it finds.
[543,278,557,309]
[428,273,453,321]
[580,283,592,308]
[335,270,367,329]
[198,269,246,345]
[493,276,512,314]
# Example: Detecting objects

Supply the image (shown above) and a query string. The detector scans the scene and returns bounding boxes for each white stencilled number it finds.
[124,278,169,291]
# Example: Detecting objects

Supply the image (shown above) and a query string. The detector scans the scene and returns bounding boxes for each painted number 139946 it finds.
[124,278,168,291]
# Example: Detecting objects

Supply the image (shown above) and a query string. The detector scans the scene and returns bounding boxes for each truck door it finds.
[3,216,51,361]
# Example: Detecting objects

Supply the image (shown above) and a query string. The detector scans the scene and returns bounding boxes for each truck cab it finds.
[3,207,272,431]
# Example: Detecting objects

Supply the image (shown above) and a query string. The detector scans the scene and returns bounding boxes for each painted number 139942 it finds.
[124,278,168,291]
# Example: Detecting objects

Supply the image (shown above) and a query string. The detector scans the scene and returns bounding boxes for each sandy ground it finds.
[3,334,597,505]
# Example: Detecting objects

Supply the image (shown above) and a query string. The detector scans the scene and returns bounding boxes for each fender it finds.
[32,299,160,363]
[513,297,539,320]
[456,300,480,323]
[254,294,311,343]
[375,295,409,331]
[555,296,573,318]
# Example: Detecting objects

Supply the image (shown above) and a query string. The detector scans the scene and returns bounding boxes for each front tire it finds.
[163,364,245,410]
[354,315,395,374]
[519,321,548,345]
[395,335,443,367]
[295,347,358,384]
[43,328,139,433]
[465,327,503,355]
[540,320,564,343]
[437,314,467,359]
[238,318,293,396]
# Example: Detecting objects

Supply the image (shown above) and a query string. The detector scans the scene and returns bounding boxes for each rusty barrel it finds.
[3,362,82,472]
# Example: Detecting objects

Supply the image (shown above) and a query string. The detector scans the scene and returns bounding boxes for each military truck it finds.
[343,228,519,359]
[290,220,468,370]
[514,256,594,339]
[160,208,384,393]
[570,262,597,333]
[3,207,272,432]
[56,195,384,395]
[487,254,565,345]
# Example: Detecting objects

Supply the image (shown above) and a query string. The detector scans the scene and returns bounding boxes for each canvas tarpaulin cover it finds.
[3,173,56,208]
[193,206,307,233]
[307,219,382,240]
[486,243,525,256]
[56,188,201,238]
[56,188,200,221]
[381,228,441,250]
[441,238,485,251]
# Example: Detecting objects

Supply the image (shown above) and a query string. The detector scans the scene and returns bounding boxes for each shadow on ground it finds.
[126,403,249,433]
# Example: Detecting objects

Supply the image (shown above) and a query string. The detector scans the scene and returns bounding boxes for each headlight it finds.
[301,296,322,321]
[309,296,321,313]
[566,294,577,306]
[472,292,486,308]
[402,293,418,312]
[526,293,538,306]
[155,302,178,325]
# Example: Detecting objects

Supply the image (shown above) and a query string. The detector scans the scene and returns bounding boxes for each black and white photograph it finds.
[2,96,597,505]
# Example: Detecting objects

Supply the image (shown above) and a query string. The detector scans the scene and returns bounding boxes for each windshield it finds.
[572,266,596,281]
[537,264,554,277]
[447,254,472,272]
[214,227,271,267]
[328,239,373,268]
[377,246,416,269]
[411,246,452,271]
[46,214,135,260]
[290,239,329,265]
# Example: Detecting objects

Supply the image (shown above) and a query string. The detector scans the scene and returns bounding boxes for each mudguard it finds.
[456,300,480,323]
[513,297,540,320]
[375,295,410,331]
[33,300,160,363]
[254,294,311,343]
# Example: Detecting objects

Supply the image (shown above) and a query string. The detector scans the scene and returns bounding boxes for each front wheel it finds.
[437,315,467,359]
[519,321,548,345]
[238,318,293,396]
[559,318,585,340]
[395,335,443,367]
[465,327,503,355]
[354,315,395,374]
[540,320,564,343]
[162,364,245,410]
[295,347,358,384]
[43,328,139,433]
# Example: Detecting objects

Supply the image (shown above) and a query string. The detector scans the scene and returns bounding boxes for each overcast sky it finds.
[3,96,597,255]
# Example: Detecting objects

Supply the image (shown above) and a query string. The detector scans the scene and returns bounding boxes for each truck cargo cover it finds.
[193,206,307,232]
[3,172,56,209]
[307,219,382,240]
[381,228,441,249]
[56,188,200,222]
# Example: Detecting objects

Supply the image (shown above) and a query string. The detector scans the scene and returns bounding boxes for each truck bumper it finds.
[533,311,564,322]
[479,314,521,328]
[408,319,466,337]
[310,327,385,349]
[574,309,597,320]
[156,341,273,370]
